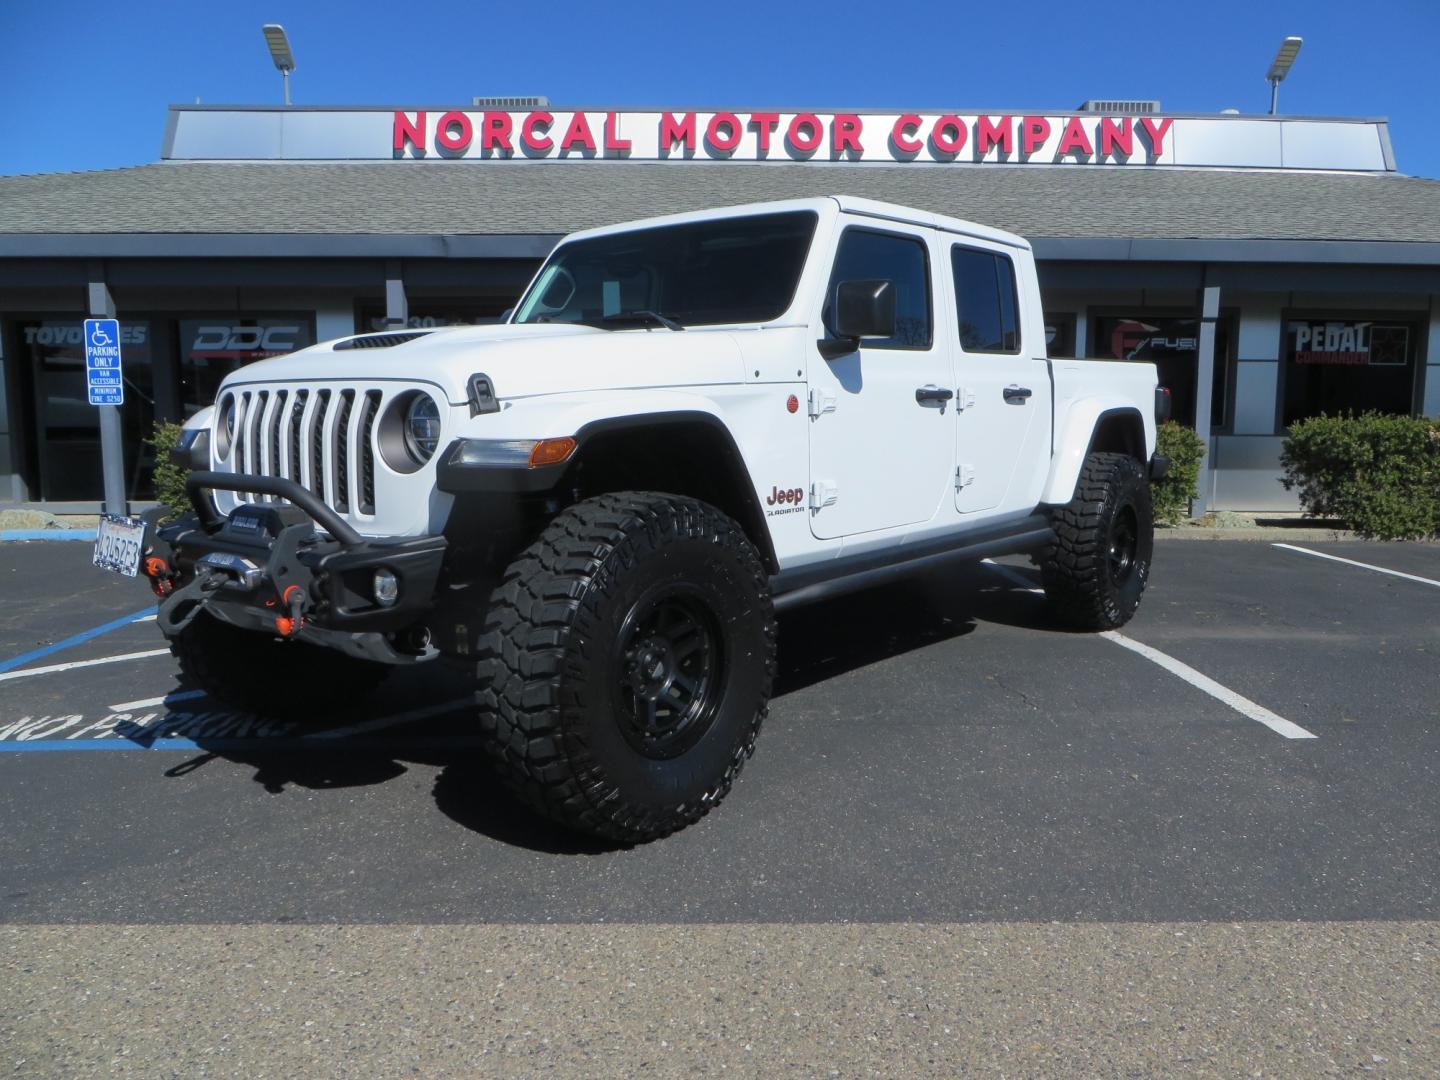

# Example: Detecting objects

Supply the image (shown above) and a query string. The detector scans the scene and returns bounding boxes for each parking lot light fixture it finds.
[1266,36,1303,115]
[262,24,296,106]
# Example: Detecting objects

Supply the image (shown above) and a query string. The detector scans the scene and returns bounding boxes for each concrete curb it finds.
[1155,527,1359,542]
[0,529,98,542]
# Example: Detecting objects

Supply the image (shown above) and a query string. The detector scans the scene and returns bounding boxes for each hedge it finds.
[1280,412,1440,540]
[146,420,191,522]
[1152,421,1207,526]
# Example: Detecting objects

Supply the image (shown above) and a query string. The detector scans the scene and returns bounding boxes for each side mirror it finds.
[833,279,896,340]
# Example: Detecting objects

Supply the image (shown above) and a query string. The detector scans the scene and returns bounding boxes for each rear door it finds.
[948,242,1051,515]
[807,224,954,540]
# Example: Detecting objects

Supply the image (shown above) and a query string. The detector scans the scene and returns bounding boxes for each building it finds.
[3,102,1439,511]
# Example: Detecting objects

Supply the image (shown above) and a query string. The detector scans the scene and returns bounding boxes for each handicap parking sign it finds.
[84,318,124,406]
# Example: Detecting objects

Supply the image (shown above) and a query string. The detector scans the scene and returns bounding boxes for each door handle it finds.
[1003,385,1032,404]
[915,385,955,405]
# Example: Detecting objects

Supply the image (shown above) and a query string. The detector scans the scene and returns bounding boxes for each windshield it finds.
[513,211,818,328]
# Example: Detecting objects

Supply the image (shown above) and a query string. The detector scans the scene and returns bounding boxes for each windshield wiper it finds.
[598,310,686,332]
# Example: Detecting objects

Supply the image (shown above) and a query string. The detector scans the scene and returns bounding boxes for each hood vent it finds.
[333,331,431,351]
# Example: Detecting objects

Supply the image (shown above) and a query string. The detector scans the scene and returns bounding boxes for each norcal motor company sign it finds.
[392,110,1177,164]
[161,107,1394,172]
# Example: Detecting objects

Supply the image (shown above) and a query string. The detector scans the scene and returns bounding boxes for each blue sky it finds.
[2,0,1437,177]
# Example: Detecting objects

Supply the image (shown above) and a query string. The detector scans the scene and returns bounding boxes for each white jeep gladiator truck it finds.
[109,196,1169,843]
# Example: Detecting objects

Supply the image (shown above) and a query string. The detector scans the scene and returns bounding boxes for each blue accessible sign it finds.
[83,318,124,406]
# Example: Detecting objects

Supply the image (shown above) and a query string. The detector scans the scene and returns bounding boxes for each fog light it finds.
[373,568,400,607]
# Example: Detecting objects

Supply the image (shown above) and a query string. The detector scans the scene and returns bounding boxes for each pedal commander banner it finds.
[163,108,1394,172]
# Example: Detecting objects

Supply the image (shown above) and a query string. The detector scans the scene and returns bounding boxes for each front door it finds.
[808,225,953,540]
[948,243,1050,516]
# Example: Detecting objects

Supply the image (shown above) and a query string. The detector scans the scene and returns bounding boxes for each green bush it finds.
[1153,421,1207,526]
[146,420,191,522]
[1280,412,1440,540]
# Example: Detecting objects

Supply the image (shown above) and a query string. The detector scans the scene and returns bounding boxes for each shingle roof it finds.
[2,160,1440,243]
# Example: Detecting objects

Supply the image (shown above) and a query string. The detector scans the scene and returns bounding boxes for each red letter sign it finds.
[393,111,426,155]
[1057,117,1093,156]
[788,114,823,153]
[660,112,697,155]
[1098,117,1132,158]
[1139,117,1173,157]
[891,115,922,155]
[706,112,743,153]
[481,113,513,153]
[749,112,780,153]
[931,115,967,155]
[1021,116,1052,156]
[832,114,864,154]
[604,112,631,156]
[559,113,597,153]
[975,116,1014,154]
[435,111,473,154]
[521,111,554,153]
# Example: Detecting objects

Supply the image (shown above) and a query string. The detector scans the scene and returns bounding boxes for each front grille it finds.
[223,381,440,523]
[333,390,354,514]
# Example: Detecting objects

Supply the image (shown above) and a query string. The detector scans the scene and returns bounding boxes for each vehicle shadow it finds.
[141,558,1061,854]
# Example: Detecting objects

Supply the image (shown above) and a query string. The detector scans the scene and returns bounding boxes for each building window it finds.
[357,299,513,332]
[1093,314,1230,431]
[1281,318,1418,426]
[9,318,155,502]
[177,316,314,417]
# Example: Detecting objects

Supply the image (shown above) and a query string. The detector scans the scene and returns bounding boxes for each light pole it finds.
[1266,36,1302,115]
[262,24,296,106]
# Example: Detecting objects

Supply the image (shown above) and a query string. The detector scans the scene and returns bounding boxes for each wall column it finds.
[384,261,408,329]
[1191,280,1221,519]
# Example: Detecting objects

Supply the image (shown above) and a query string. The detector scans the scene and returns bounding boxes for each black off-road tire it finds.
[170,611,390,721]
[475,492,777,844]
[1040,451,1154,630]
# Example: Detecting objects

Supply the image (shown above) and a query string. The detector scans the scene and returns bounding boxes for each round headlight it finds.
[404,394,441,463]
[216,395,236,458]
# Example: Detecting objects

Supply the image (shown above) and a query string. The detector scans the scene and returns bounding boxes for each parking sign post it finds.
[85,281,127,516]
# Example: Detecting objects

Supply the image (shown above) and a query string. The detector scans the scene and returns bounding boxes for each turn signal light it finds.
[528,437,578,467]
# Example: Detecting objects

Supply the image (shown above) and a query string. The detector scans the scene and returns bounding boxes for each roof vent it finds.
[471,95,550,109]
[1077,99,1161,114]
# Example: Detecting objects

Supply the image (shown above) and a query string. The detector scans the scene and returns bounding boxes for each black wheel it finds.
[1039,451,1154,630]
[475,492,777,844]
[169,610,390,721]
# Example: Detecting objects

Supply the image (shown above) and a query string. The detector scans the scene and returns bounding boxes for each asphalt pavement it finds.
[2,535,1437,1076]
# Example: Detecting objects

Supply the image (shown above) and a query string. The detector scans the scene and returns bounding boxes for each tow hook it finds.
[142,555,176,598]
[276,584,307,638]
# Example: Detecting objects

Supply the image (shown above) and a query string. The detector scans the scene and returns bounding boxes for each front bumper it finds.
[149,472,447,664]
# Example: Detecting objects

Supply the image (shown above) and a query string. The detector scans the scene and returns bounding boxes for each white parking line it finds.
[1272,543,1440,589]
[0,648,172,684]
[980,560,1316,740]
[1098,631,1316,740]
[108,689,207,711]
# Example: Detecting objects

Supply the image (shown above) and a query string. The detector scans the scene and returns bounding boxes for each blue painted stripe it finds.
[0,529,98,542]
[0,735,488,753]
[0,607,157,674]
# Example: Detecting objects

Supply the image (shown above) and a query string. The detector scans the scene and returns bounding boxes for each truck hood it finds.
[219,323,752,403]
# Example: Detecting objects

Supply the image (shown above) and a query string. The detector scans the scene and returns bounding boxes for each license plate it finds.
[93,514,146,577]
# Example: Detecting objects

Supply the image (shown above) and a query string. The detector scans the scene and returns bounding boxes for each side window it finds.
[951,246,1021,354]
[825,228,932,349]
